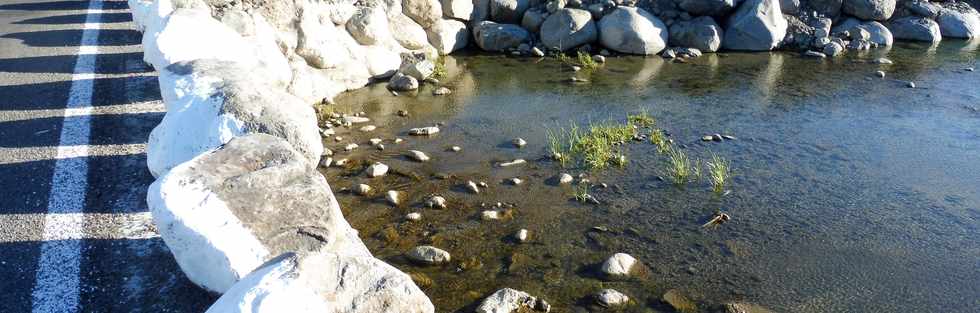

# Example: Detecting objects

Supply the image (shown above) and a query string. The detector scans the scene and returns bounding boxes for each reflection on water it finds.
[323,41,980,312]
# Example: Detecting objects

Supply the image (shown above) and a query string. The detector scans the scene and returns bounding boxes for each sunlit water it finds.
[320,40,980,312]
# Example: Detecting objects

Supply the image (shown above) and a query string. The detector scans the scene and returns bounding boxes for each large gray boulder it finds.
[937,8,980,38]
[426,18,470,54]
[148,134,367,293]
[668,16,723,52]
[490,0,530,23]
[859,21,893,46]
[597,7,668,55]
[473,21,532,51]
[677,0,736,16]
[841,0,895,21]
[403,0,443,28]
[540,8,598,51]
[890,16,941,42]
[722,0,787,51]
[905,0,941,18]
[149,60,322,178]
[521,8,547,33]
[207,252,434,313]
[807,0,842,17]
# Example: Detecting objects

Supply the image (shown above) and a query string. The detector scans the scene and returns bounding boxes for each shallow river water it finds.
[319,41,980,312]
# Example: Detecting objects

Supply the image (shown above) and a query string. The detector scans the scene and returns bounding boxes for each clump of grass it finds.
[665,146,698,185]
[555,51,601,70]
[572,183,591,202]
[432,56,448,78]
[706,154,733,193]
[576,51,600,70]
[546,127,570,167]
[612,152,628,168]
[650,129,670,154]
[546,120,638,170]
[627,111,655,128]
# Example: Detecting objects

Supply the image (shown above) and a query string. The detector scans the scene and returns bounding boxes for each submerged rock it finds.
[409,126,441,135]
[367,162,388,177]
[426,195,447,208]
[498,159,527,167]
[481,210,501,220]
[406,150,431,162]
[466,180,481,193]
[476,288,551,313]
[355,184,373,196]
[406,212,422,221]
[559,173,574,184]
[512,137,527,147]
[724,302,774,313]
[515,229,529,242]
[600,253,637,277]
[406,246,451,264]
[595,289,630,307]
[386,190,401,206]
[662,289,697,313]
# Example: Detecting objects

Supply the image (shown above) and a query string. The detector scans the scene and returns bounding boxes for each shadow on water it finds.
[324,40,980,312]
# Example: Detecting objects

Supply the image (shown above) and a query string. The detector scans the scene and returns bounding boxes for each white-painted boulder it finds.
[890,16,942,43]
[149,59,322,177]
[346,6,392,45]
[442,0,474,20]
[426,18,470,55]
[540,8,598,51]
[144,8,258,70]
[473,21,532,51]
[937,8,980,38]
[389,13,431,50]
[722,0,787,51]
[207,252,434,313]
[598,7,668,55]
[127,0,154,31]
[148,134,367,293]
[403,0,444,28]
[668,16,723,52]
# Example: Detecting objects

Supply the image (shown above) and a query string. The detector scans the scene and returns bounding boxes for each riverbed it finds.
[318,40,980,312]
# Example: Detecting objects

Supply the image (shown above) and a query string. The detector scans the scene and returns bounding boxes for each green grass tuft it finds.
[665,146,697,185]
[572,183,591,203]
[627,111,655,128]
[546,120,638,170]
[576,51,600,70]
[432,57,448,79]
[706,154,733,193]
[650,129,670,154]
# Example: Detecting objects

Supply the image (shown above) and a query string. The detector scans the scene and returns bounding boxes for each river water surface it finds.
[320,41,980,312]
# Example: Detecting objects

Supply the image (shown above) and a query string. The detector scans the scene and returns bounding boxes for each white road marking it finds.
[0,143,147,165]
[31,1,103,312]
[0,213,158,243]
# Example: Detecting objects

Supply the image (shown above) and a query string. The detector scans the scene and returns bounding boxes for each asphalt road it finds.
[0,0,212,311]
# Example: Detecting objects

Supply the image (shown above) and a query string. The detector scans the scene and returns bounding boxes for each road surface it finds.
[0,0,212,311]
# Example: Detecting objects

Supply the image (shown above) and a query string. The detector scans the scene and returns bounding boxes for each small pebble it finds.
[507,177,523,185]
[406,212,422,221]
[344,143,358,151]
[515,229,529,243]
[875,70,885,78]
[355,184,372,196]
[397,110,409,117]
[433,87,452,95]
[907,81,916,88]
[406,150,430,162]
[319,157,333,168]
[512,138,527,148]
[478,181,489,188]
[334,136,343,142]
[498,159,527,167]
[377,144,385,150]
[965,67,975,72]
[481,210,500,220]
[369,138,382,146]
[333,158,348,167]
[559,173,574,184]
[450,146,462,152]
[359,125,376,132]
[394,138,404,144]
[386,190,401,206]
[466,181,480,194]
[426,196,447,209]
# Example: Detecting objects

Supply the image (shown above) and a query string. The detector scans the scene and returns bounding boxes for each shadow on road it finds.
[0,52,151,74]
[13,12,132,24]
[0,29,141,47]
[0,0,128,11]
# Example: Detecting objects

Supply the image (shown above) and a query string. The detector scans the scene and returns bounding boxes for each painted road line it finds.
[31,0,103,312]
[0,143,147,165]
[0,212,157,243]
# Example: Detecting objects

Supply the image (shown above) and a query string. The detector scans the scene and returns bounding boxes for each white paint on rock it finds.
[149,166,270,293]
